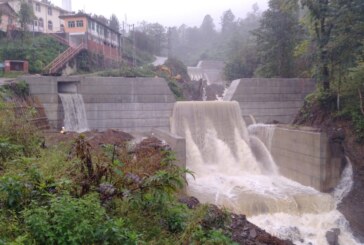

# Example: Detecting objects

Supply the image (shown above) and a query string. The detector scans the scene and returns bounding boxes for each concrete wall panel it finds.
[254,126,344,192]
[24,76,176,133]
[224,78,316,124]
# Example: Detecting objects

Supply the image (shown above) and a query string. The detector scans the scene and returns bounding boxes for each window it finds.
[34,20,38,26]
[39,18,44,27]
[68,21,75,28]
[35,3,40,12]
[48,7,52,15]
[76,20,83,27]
[48,20,53,31]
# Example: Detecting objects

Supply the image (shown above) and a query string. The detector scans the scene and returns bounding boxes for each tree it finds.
[221,9,236,35]
[200,15,215,36]
[301,0,364,91]
[253,0,302,77]
[109,14,120,32]
[300,0,337,90]
[92,14,108,26]
[18,2,35,31]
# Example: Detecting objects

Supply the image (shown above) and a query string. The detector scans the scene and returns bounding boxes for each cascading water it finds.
[248,123,276,151]
[170,101,361,245]
[59,93,89,133]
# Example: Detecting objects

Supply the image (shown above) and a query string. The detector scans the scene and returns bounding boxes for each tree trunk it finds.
[321,50,330,90]
[359,88,364,116]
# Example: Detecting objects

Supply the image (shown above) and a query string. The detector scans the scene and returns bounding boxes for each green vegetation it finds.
[97,58,187,100]
[0,86,238,244]
[291,0,364,142]
[0,35,67,74]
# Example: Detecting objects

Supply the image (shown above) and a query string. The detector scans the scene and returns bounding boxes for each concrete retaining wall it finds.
[224,78,316,124]
[253,125,344,192]
[23,76,176,132]
[152,129,186,169]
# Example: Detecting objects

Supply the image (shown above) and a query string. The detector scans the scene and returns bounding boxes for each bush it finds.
[0,175,29,210]
[23,194,140,244]
[352,110,364,143]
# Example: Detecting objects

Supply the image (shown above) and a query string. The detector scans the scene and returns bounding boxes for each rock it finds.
[330,128,345,143]
[135,137,171,152]
[326,228,341,245]
[231,214,247,229]
[98,183,117,201]
[249,228,257,239]
[178,196,200,209]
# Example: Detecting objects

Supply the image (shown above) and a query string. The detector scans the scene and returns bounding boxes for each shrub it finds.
[0,175,29,210]
[23,194,140,244]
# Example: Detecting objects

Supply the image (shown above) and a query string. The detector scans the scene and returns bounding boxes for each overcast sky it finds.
[52,0,268,28]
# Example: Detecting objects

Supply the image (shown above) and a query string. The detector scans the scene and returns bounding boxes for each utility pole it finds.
[167,27,172,58]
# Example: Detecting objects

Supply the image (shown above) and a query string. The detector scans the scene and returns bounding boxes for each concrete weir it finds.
[250,125,344,192]
[24,76,342,193]
[224,78,316,124]
[23,76,176,132]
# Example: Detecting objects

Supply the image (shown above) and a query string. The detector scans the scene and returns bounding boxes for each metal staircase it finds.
[43,42,86,75]
[47,33,70,47]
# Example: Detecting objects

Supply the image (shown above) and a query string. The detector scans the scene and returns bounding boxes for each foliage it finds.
[0,175,28,210]
[3,80,30,98]
[164,57,190,81]
[23,194,140,244]
[18,2,35,32]
[0,35,67,74]
[109,14,120,32]
[253,0,302,78]
[191,228,236,245]
[0,138,22,165]
[301,0,364,90]
[98,65,155,77]
[0,102,41,159]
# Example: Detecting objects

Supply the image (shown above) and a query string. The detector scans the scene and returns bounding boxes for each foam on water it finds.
[171,101,361,245]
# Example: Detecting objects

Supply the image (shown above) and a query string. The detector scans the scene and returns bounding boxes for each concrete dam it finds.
[24,76,358,244]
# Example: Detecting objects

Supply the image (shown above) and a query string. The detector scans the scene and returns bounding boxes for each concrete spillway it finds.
[170,101,359,245]
[59,93,89,132]
[25,76,176,132]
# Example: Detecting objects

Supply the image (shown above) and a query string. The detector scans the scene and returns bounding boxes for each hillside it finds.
[0,34,67,74]
[294,91,364,242]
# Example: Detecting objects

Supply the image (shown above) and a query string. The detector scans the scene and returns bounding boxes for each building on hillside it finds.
[60,13,122,63]
[0,2,18,32]
[4,0,70,33]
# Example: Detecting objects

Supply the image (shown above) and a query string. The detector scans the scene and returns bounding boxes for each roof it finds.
[60,13,121,35]
[0,2,18,17]
[0,0,70,14]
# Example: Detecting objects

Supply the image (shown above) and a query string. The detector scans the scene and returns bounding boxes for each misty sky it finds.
[52,0,268,28]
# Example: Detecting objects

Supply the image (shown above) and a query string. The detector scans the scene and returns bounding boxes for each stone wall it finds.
[224,78,316,124]
[23,76,176,133]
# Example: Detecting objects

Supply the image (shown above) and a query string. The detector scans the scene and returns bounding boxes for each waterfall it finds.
[248,123,276,151]
[59,93,89,133]
[171,101,361,245]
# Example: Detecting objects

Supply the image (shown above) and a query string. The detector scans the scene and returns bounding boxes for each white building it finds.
[5,0,70,33]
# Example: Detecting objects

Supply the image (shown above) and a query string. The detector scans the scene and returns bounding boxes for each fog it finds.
[52,0,268,27]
